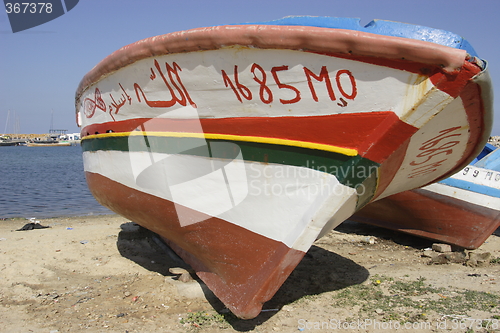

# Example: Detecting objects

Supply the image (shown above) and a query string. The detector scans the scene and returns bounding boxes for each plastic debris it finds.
[16,218,50,231]
[361,237,375,244]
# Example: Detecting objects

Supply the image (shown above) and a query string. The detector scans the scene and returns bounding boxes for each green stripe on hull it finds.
[82,135,379,199]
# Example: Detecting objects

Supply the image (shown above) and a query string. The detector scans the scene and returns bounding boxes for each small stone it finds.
[444,252,467,263]
[467,252,491,267]
[169,267,189,275]
[178,272,193,283]
[361,237,375,244]
[430,254,449,265]
[124,291,131,297]
[422,250,437,258]
[169,267,194,282]
[432,243,452,253]
[375,308,384,315]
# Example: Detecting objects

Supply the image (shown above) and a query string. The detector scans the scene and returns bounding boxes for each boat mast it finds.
[14,114,20,135]
[3,110,10,135]
[50,109,54,132]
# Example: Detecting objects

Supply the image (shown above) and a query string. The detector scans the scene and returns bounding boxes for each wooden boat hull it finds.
[75,17,492,318]
[352,146,500,249]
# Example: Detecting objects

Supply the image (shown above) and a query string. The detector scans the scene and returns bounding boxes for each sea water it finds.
[0,145,113,219]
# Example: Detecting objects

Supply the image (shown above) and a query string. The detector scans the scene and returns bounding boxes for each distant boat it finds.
[75,16,493,318]
[0,140,17,146]
[26,140,71,147]
[0,135,23,146]
[351,143,500,249]
[0,137,16,146]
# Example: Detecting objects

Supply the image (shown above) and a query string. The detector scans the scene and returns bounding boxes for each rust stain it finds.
[400,73,431,122]
[400,73,454,127]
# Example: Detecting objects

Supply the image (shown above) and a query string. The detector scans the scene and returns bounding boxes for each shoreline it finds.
[0,214,499,332]
[0,212,116,222]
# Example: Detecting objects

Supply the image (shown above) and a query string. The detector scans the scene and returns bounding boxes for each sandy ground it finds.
[0,214,499,333]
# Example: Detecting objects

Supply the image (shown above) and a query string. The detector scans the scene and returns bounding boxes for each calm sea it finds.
[0,145,113,219]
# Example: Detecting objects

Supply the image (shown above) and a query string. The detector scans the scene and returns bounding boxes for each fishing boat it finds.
[26,140,71,147]
[0,141,17,146]
[0,135,26,146]
[351,143,500,249]
[0,135,18,146]
[75,16,493,318]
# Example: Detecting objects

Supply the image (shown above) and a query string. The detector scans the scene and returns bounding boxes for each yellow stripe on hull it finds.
[83,131,359,156]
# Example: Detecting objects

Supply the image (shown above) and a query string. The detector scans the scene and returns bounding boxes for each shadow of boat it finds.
[337,219,438,250]
[116,222,369,330]
[222,246,369,331]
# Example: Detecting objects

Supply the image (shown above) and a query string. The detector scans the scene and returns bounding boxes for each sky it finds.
[1,0,499,136]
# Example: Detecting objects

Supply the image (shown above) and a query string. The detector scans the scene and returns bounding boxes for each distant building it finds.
[60,133,80,141]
